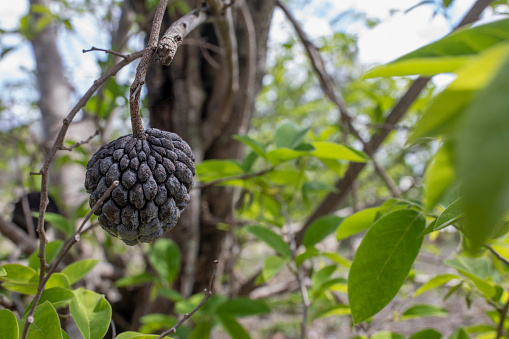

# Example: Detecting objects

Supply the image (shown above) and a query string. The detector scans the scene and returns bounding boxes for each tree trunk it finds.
[135,0,275,297]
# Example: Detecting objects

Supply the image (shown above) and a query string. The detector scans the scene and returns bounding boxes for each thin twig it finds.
[21,181,118,338]
[83,46,128,59]
[129,0,169,138]
[46,181,118,277]
[59,130,100,151]
[195,167,274,190]
[496,297,509,339]
[155,260,219,339]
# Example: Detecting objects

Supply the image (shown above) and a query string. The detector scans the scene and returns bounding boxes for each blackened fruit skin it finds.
[84,128,195,245]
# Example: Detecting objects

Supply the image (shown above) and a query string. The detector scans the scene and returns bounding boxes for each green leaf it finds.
[311,266,336,290]
[218,314,251,339]
[456,44,509,246]
[310,141,368,162]
[409,42,509,142]
[311,304,350,321]
[245,225,291,258]
[423,142,455,211]
[46,273,71,289]
[348,210,425,324]
[23,287,75,317]
[0,264,38,295]
[216,298,271,317]
[296,247,320,267]
[444,259,497,299]
[44,212,73,235]
[0,263,37,283]
[262,255,288,281]
[274,121,309,149]
[401,304,448,320]
[26,301,62,339]
[434,197,463,231]
[409,328,442,339]
[322,252,351,268]
[0,267,6,276]
[115,272,155,287]
[266,148,311,165]
[303,215,343,247]
[336,207,378,241]
[365,18,509,78]
[196,160,244,181]
[233,135,267,158]
[149,239,181,283]
[364,56,471,78]
[0,309,18,339]
[28,240,63,270]
[448,328,469,339]
[414,273,461,297]
[70,288,112,339]
[189,321,211,339]
[139,313,177,333]
[115,332,171,339]
[371,331,405,339]
[61,259,99,285]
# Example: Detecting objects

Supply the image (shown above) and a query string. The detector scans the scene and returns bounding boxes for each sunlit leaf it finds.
[336,207,378,241]
[27,301,62,339]
[414,273,461,297]
[61,259,100,285]
[434,197,463,231]
[401,304,448,320]
[423,142,455,211]
[348,210,425,324]
[0,309,18,339]
[456,45,509,246]
[70,288,112,339]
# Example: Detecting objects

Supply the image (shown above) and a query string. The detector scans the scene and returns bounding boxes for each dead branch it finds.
[83,46,128,59]
[59,130,100,151]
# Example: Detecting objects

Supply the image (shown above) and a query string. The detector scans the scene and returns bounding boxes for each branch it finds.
[0,217,36,255]
[59,130,100,151]
[276,0,401,198]
[21,181,118,338]
[129,0,169,138]
[485,244,509,266]
[294,0,494,245]
[155,260,219,339]
[496,297,509,339]
[156,8,211,65]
